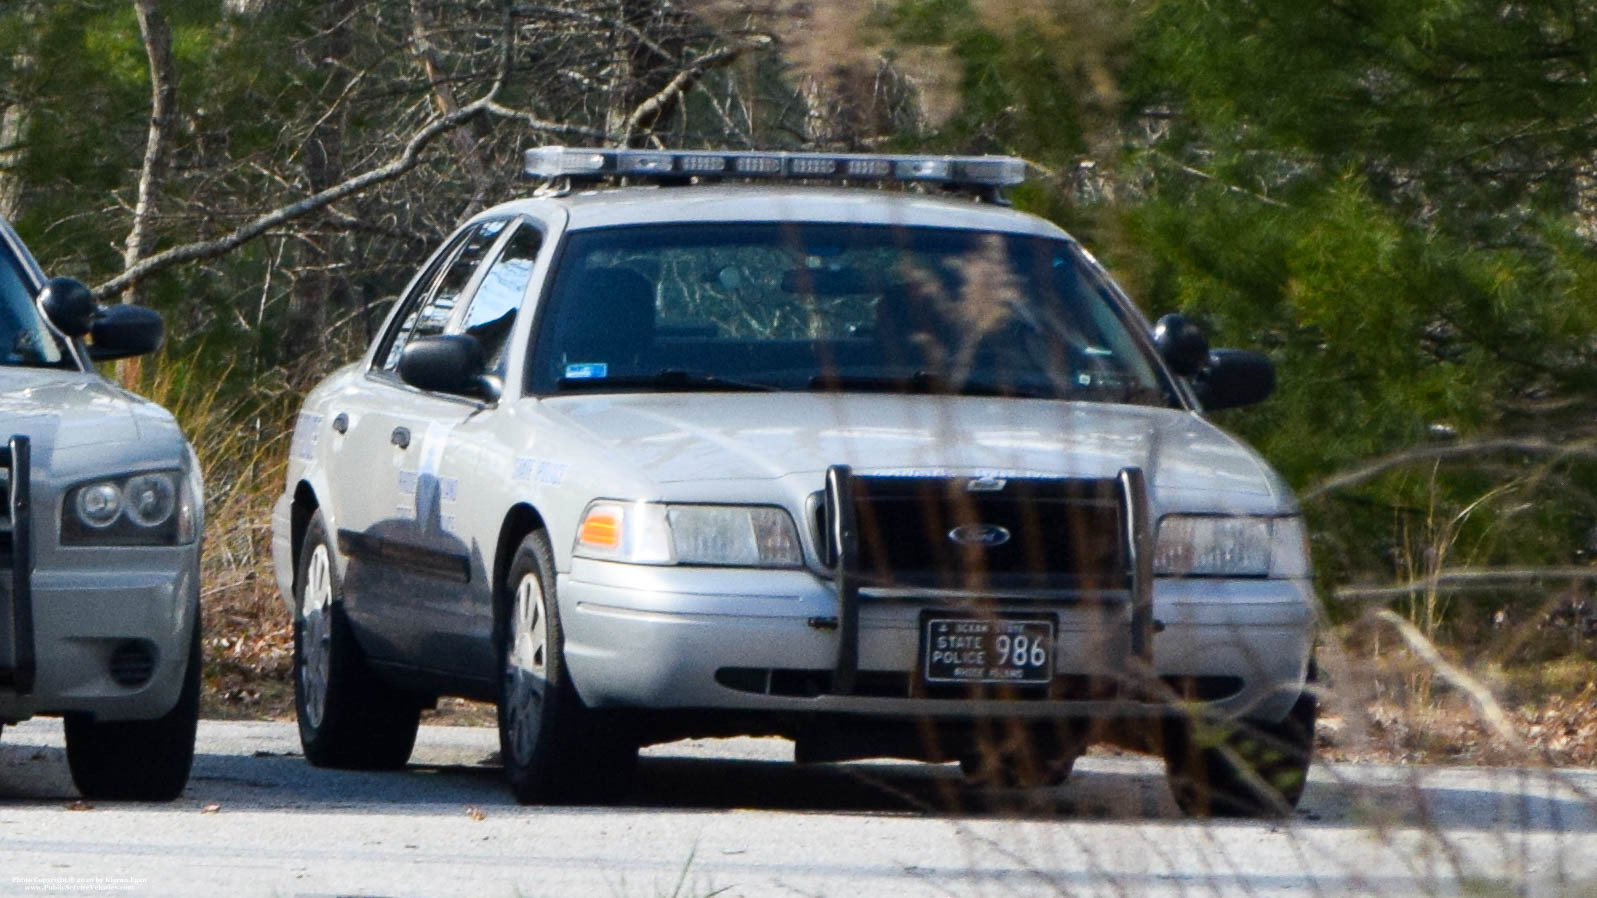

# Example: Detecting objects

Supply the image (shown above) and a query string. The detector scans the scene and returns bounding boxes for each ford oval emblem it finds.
[948,523,1011,547]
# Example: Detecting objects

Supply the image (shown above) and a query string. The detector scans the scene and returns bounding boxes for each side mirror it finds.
[88,304,164,360]
[1197,349,1275,410]
[1152,313,1209,377]
[38,277,97,337]
[397,335,500,400]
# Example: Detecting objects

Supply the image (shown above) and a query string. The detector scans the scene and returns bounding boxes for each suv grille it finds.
[819,476,1127,592]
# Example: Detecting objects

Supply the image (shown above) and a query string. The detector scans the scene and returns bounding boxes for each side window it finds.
[376,219,509,371]
[0,248,63,367]
[456,222,542,375]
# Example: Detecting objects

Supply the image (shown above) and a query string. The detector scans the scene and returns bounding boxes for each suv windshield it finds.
[530,223,1170,405]
[0,246,65,367]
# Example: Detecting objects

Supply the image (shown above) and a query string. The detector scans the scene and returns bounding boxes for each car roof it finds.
[473,185,1074,238]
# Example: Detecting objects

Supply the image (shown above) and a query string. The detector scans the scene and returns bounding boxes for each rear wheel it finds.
[498,530,635,804]
[64,615,200,801]
[1163,690,1317,817]
[294,509,419,770]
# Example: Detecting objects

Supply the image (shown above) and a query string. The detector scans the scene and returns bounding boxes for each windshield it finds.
[0,243,65,367]
[529,223,1171,405]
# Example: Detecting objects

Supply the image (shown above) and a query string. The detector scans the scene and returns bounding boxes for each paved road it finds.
[1,719,1594,897]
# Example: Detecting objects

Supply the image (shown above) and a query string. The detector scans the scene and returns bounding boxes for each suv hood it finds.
[543,393,1294,513]
[1,367,169,450]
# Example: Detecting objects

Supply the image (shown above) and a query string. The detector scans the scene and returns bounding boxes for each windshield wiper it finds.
[808,372,1058,399]
[555,368,780,392]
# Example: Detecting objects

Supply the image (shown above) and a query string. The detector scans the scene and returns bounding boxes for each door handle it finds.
[331,413,348,435]
[391,426,411,449]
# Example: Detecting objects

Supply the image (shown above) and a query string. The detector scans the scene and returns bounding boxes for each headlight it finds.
[574,501,803,568]
[61,468,199,546]
[75,482,124,528]
[1154,514,1310,578]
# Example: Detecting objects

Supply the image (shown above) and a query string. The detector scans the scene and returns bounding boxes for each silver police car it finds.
[273,148,1317,815]
[1,217,204,801]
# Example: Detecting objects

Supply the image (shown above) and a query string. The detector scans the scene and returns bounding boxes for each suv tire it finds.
[1162,690,1316,817]
[498,530,636,804]
[293,509,419,770]
[64,614,200,801]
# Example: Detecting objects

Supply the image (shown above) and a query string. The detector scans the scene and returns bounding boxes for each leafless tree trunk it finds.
[411,0,493,215]
[124,0,178,306]
[0,103,25,223]
[284,0,356,361]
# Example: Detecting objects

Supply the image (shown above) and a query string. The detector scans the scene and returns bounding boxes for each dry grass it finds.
[133,352,298,720]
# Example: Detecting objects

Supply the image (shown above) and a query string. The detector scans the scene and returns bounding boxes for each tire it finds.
[1163,690,1317,817]
[498,530,636,805]
[294,509,419,770]
[64,614,200,801]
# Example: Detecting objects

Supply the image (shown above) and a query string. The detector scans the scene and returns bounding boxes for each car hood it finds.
[541,393,1296,513]
[1,366,173,451]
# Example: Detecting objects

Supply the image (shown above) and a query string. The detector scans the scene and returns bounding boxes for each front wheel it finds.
[64,616,200,801]
[294,509,419,770]
[1163,690,1317,817]
[498,530,635,804]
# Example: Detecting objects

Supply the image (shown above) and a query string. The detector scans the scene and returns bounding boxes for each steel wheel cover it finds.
[504,573,549,765]
[299,544,334,729]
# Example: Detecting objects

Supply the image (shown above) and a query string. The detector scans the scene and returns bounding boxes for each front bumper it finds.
[560,559,1315,725]
[1,433,200,723]
[0,562,200,723]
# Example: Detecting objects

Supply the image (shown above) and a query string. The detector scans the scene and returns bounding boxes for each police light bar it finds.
[523,146,1027,189]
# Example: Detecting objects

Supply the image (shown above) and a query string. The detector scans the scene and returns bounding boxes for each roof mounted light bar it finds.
[523,146,1028,191]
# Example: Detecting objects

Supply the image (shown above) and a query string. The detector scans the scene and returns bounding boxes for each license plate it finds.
[921,615,1055,685]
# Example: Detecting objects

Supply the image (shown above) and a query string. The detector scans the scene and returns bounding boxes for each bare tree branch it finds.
[1301,437,1597,502]
[618,38,769,142]
[93,93,496,302]
[482,102,608,140]
[1336,565,1596,602]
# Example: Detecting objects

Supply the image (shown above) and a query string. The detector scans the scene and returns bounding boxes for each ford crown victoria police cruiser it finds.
[273,147,1317,816]
[1,217,203,801]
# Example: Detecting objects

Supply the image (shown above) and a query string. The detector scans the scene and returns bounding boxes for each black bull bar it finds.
[823,464,1154,696]
[1,435,35,695]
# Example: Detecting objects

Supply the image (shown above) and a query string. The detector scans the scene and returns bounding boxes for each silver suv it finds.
[1,218,204,801]
[273,148,1317,816]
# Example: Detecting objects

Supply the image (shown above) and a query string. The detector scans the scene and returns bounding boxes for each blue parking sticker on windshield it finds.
[564,362,608,379]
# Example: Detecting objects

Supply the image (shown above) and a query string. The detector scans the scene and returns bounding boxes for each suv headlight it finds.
[1154,514,1309,578]
[574,501,803,568]
[61,468,200,546]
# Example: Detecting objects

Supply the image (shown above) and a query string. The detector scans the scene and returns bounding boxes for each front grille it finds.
[819,476,1127,592]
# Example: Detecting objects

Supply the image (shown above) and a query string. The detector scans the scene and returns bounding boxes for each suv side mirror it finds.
[1152,313,1209,377]
[1197,349,1275,410]
[38,277,96,337]
[88,304,165,361]
[39,277,165,360]
[397,334,501,400]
